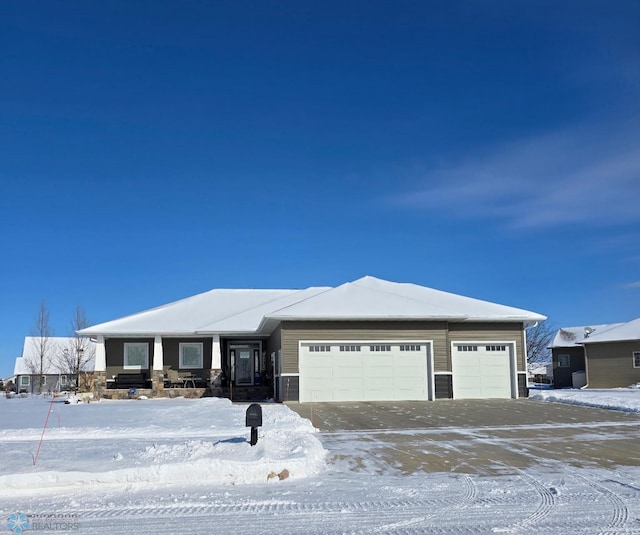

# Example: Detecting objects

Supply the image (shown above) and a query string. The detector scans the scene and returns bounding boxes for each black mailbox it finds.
[246,403,262,446]
[246,403,263,427]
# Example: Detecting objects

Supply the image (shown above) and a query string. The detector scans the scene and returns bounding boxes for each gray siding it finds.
[281,320,448,374]
[280,321,527,374]
[448,322,526,371]
[585,341,640,388]
[161,338,213,376]
[517,374,528,397]
[105,338,154,378]
[281,375,299,402]
[434,374,453,399]
[265,325,282,360]
[551,347,585,388]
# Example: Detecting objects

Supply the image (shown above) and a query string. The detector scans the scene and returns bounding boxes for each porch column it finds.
[152,336,165,392]
[94,335,106,372]
[153,336,164,371]
[210,335,222,386]
[93,335,107,396]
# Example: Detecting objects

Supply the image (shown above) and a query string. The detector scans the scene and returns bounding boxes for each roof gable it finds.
[579,317,640,344]
[550,324,624,348]
[266,276,546,322]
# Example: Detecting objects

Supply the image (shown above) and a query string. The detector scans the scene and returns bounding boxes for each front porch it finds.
[93,334,277,402]
[99,385,273,401]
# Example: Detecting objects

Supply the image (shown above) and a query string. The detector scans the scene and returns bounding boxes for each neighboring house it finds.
[550,320,640,388]
[79,276,545,402]
[14,337,96,394]
[528,364,552,385]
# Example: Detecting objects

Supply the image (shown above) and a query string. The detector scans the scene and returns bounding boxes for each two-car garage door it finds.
[299,342,429,402]
[298,340,515,402]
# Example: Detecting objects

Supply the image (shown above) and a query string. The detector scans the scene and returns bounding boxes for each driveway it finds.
[288,399,640,475]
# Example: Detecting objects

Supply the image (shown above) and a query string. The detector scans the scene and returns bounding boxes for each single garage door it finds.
[451,343,513,399]
[299,342,429,402]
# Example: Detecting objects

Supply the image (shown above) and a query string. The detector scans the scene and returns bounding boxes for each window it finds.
[399,345,421,352]
[486,345,507,352]
[370,345,391,352]
[20,376,30,386]
[180,342,203,369]
[339,345,361,352]
[558,354,571,367]
[633,352,640,368]
[124,342,149,370]
[309,345,331,352]
[457,345,478,352]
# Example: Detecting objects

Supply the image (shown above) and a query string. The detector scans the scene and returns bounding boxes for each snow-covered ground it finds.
[2,393,640,534]
[530,386,640,413]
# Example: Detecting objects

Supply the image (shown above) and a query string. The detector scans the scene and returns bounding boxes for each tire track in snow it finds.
[68,497,446,519]
[575,474,628,534]
[495,470,556,532]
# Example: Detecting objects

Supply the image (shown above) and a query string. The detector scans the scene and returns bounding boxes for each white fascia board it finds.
[463,314,547,322]
[265,314,469,321]
[82,331,202,337]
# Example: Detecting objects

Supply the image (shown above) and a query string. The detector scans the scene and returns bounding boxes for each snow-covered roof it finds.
[79,276,545,337]
[262,276,546,323]
[80,287,331,336]
[550,324,623,348]
[579,317,640,344]
[16,337,96,375]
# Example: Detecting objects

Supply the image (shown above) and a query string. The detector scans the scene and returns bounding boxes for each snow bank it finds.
[0,397,327,494]
[530,387,640,413]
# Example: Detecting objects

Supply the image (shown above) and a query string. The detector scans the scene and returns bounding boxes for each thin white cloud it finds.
[395,121,640,229]
[622,281,640,289]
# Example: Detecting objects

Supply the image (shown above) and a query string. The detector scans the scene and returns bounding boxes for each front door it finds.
[235,348,254,386]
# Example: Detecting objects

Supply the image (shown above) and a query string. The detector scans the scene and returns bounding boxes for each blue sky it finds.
[1,1,639,376]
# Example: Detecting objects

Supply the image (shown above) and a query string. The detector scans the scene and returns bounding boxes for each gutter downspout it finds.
[581,343,589,389]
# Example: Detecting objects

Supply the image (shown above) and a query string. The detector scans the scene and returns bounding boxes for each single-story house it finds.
[14,336,96,394]
[79,276,545,402]
[550,319,640,388]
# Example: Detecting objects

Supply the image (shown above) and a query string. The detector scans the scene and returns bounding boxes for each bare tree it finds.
[525,321,556,367]
[25,299,55,394]
[59,306,95,391]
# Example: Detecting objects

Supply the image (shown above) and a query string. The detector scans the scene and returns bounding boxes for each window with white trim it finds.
[633,352,640,368]
[309,345,331,352]
[339,345,361,352]
[399,344,422,352]
[457,345,478,352]
[124,342,149,370]
[20,376,30,386]
[486,345,507,352]
[370,345,391,352]
[180,342,203,369]
[558,354,571,367]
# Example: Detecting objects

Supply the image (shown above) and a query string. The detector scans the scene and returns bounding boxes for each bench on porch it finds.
[112,373,148,389]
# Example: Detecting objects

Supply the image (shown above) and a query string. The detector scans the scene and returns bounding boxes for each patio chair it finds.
[166,369,182,388]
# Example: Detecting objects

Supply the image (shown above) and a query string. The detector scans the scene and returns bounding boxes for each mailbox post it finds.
[245,403,262,446]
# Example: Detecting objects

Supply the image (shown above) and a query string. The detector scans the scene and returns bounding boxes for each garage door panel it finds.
[300,342,429,402]
[366,365,394,378]
[452,345,512,399]
[365,377,389,390]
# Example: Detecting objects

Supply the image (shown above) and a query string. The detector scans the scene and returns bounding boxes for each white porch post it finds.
[153,336,164,371]
[211,335,221,369]
[94,335,106,372]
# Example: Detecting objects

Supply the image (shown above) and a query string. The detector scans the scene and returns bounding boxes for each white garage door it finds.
[451,343,513,399]
[299,342,429,402]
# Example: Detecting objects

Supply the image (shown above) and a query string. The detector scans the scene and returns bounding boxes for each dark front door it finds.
[235,348,254,386]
